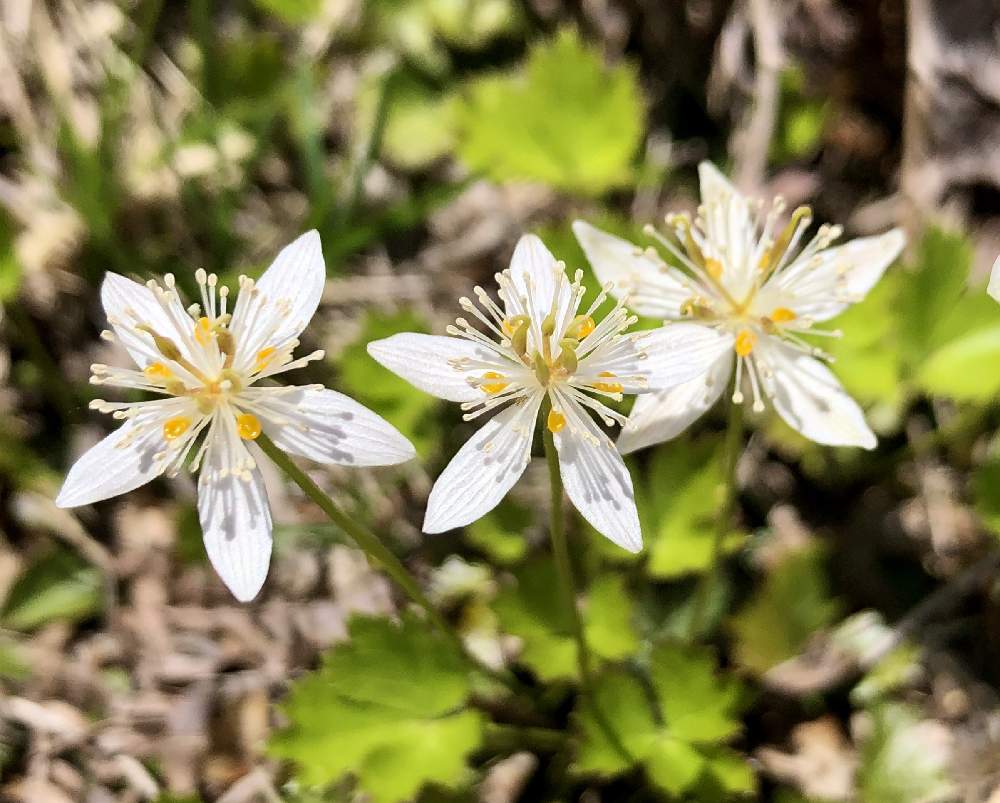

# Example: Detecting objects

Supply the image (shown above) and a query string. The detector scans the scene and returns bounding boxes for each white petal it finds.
[198,429,273,602]
[253,230,326,346]
[101,272,187,367]
[56,415,167,507]
[367,333,501,403]
[572,221,691,319]
[759,339,876,449]
[506,234,561,321]
[761,229,905,321]
[552,392,641,552]
[423,393,542,533]
[698,161,755,298]
[633,324,736,391]
[617,350,733,454]
[252,387,415,466]
[988,254,1000,303]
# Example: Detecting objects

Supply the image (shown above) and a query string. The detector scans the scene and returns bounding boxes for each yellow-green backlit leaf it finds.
[457,28,644,195]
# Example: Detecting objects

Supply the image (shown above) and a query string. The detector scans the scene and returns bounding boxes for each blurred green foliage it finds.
[1,547,102,631]
[730,544,840,673]
[857,704,953,803]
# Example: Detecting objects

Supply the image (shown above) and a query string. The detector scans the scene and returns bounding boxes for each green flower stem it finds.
[540,402,632,763]
[541,422,592,687]
[257,434,523,695]
[688,394,744,639]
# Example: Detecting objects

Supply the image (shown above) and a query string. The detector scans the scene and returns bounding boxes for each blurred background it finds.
[1,0,1000,801]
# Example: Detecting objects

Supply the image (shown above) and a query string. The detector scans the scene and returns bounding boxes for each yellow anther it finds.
[254,346,277,372]
[481,371,509,395]
[541,313,557,337]
[236,412,262,440]
[705,258,723,279]
[547,409,566,433]
[143,362,173,382]
[735,329,756,357]
[194,316,212,345]
[769,307,797,323]
[593,371,624,394]
[568,315,596,339]
[163,416,191,441]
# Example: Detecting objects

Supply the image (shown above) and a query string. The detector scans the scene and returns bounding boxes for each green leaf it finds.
[824,274,903,406]
[1,548,102,631]
[364,0,518,74]
[917,324,1000,401]
[250,0,322,25]
[0,637,29,680]
[0,213,22,303]
[649,643,743,743]
[898,227,975,367]
[857,704,952,803]
[772,68,829,161]
[642,439,745,578]
[584,574,639,660]
[383,84,458,170]
[575,664,749,797]
[643,736,706,795]
[492,560,577,681]
[457,28,644,195]
[270,613,483,802]
[730,545,839,673]
[574,670,655,776]
[699,746,757,795]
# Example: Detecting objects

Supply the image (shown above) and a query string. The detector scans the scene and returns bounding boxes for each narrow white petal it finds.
[552,394,641,553]
[572,220,691,319]
[761,229,905,321]
[198,430,273,602]
[697,161,755,298]
[253,387,415,466]
[101,272,187,367]
[617,351,733,454]
[253,230,326,346]
[506,234,561,321]
[632,324,736,390]
[367,333,501,402]
[759,339,876,449]
[56,416,167,507]
[988,254,1000,303]
[423,393,542,533]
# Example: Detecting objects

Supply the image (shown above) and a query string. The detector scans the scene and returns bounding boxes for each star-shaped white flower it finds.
[367,234,730,552]
[56,231,415,601]
[574,162,905,454]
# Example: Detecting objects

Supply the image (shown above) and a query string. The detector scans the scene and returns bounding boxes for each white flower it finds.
[574,162,905,454]
[56,231,415,601]
[367,234,730,552]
